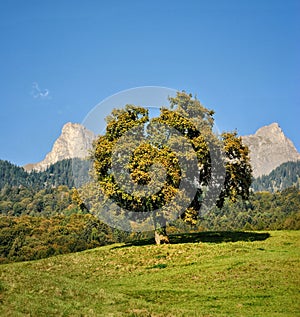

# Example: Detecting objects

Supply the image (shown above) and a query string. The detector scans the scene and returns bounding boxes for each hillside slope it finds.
[0,231,299,316]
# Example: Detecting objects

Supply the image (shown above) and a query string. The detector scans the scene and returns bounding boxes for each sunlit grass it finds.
[0,231,299,316]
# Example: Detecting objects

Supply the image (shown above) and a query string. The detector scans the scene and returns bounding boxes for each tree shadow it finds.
[118,231,270,248]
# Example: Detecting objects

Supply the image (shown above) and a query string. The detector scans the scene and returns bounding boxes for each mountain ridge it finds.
[22,121,300,179]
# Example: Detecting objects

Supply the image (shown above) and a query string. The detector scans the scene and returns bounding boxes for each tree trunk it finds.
[154,226,170,245]
[153,212,169,245]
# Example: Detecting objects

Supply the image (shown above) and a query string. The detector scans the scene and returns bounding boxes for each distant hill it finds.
[0,158,90,190]
[252,161,300,192]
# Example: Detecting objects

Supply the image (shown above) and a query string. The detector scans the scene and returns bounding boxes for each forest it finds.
[252,160,300,192]
[0,159,299,263]
[0,158,90,190]
[0,214,117,264]
[0,144,299,262]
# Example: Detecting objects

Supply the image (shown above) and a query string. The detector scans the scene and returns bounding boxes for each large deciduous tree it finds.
[92,92,252,244]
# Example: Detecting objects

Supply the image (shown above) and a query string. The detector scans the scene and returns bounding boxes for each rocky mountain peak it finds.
[255,123,284,139]
[242,122,300,178]
[24,122,96,172]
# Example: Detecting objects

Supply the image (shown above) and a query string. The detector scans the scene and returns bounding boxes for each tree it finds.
[92,92,252,244]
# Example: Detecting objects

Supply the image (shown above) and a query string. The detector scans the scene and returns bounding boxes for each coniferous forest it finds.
[0,158,90,190]
[252,161,300,192]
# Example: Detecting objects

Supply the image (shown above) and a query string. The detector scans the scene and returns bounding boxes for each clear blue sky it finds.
[0,0,299,166]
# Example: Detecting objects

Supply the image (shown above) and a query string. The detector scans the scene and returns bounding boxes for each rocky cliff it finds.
[242,123,300,178]
[24,123,96,171]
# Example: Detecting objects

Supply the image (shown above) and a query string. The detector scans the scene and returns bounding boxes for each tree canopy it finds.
[92,92,252,243]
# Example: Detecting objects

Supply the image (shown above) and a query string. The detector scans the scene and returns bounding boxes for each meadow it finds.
[0,230,299,316]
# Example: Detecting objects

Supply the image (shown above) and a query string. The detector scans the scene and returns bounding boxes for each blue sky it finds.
[0,0,299,166]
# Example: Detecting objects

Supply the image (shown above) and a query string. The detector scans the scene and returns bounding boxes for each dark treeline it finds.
[0,158,91,190]
[252,161,300,192]
[2,159,299,194]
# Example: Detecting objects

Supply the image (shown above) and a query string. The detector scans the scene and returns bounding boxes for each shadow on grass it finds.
[118,231,270,248]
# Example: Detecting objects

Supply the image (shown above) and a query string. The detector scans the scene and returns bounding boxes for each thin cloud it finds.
[31,82,51,99]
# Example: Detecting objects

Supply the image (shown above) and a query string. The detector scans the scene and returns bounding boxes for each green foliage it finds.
[200,186,300,231]
[220,131,252,204]
[0,214,116,263]
[1,177,299,241]
[92,92,252,234]
[0,185,79,217]
[252,160,300,192]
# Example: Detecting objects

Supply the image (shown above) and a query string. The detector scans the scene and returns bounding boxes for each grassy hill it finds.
[0,230,299,316]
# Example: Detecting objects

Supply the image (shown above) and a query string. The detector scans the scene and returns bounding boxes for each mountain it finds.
[242,123,300,178]
[24,123,96,172]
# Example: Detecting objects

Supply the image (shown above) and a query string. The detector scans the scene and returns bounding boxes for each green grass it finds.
[0,231,299,316]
